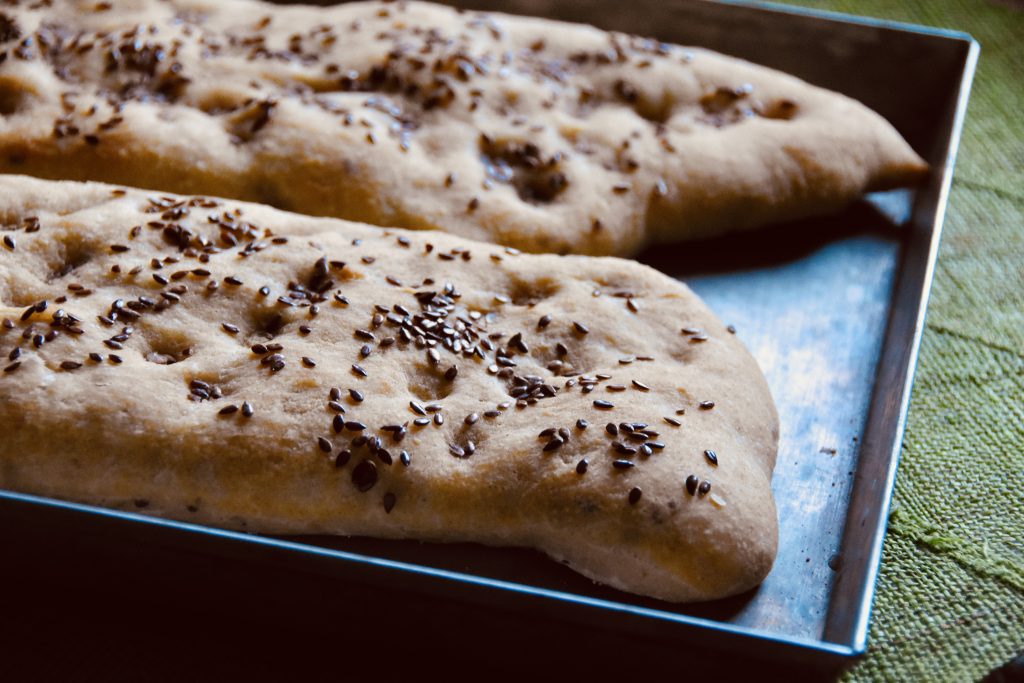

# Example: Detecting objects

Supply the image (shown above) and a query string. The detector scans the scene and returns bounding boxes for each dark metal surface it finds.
[0,0,978,669]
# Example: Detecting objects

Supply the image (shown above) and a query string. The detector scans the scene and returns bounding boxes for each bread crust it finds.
[0,175,778,602]
[0,0,926,255]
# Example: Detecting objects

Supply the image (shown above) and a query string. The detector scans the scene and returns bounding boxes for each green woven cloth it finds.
[780,1,1024,680]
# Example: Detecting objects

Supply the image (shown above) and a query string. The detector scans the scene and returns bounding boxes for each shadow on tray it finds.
[637,193,910,279]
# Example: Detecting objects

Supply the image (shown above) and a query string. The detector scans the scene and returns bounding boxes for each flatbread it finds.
[0,174,778,602]
[0,0,925,256]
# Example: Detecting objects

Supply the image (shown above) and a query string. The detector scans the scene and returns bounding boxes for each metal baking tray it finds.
[0,0,977,673]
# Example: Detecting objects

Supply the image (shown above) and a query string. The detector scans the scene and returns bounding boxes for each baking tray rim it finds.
[835,25,979,656]
[711,0,976,42]
[0,488,860,660]
[0,0,980,666]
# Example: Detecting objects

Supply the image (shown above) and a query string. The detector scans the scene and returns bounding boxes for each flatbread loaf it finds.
[0,174,778,602]
[0,0,925,256]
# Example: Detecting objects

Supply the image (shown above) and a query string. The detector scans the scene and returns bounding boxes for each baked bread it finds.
[0,0,925,256]
[0,174,778,602]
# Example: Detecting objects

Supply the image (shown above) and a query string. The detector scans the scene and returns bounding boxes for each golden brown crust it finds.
[0,174,778,602]
[0,0,925,256]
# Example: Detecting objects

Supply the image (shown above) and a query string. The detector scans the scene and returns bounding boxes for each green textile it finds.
[780,1,1024,680]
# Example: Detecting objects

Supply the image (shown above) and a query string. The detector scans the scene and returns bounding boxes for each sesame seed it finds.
[241,402,254,417]
[628,487,642,505]
[543,437,564,452]
[686,475,699,496]
[444,365,458,381]
[302,356,316,368]
[576,459,588,474]
[593,400,614,409]
[464,413,479,425]
[400,450,411,466]
[60,360,82,371]
[573,321,589,334]
[537,314,552,329]
[222,323,239,334]
[698,481,712,496]
[576,419,588,430]
[317,437,333,453]
[664,416,681,426]
[333,414,345,433]
[219,404,239,415]
[335,450,352,468]
[352,460,378,492]
[349,388,364,402]
[626,298,639,313]
[345,421,367,431]
[2,235,15,251]
[631,380,650,391]
[612,459,635,470]
[3,362,21,373]
[704,449,719,466]
[328,401,346,413]
[351,364,368,377]
[699,401,715,410]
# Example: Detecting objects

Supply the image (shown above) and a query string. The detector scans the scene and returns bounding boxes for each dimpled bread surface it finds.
[0,0,925,256]
[0,175,778,602]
